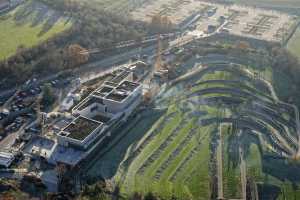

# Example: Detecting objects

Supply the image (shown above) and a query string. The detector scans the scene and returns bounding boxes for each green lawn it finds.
[222,126,242,199]
[0,1,72,60]
[118,102,215,199]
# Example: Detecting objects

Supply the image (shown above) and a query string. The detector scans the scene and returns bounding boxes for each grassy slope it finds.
[119,68,238,199]
[246,144,300,200]
[119,102,215,199]
[0,1,71,60]
[223,128,242,199]
[287,27,300,59]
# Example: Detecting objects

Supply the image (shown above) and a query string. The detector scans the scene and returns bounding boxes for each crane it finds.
[35,92,45,136]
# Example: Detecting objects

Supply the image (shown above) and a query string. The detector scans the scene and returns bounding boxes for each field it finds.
[0,1,72,60]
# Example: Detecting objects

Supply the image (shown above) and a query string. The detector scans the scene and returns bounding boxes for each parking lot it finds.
[0,77,72,149]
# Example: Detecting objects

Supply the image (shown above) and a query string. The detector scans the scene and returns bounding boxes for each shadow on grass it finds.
[263,155,300,183]
[86,108,166,181]
[11,1,67,36]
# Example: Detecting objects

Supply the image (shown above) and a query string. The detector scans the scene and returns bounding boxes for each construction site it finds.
[131,0,299,43]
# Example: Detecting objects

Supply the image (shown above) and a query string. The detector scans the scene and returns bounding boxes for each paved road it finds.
[217,124,224,200]
[240,146,247,200]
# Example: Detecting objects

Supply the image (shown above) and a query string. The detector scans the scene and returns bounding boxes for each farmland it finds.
[0,1,71,60]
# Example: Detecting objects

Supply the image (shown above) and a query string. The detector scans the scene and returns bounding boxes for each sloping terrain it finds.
[0,0,72,60]
[98,57,300,199]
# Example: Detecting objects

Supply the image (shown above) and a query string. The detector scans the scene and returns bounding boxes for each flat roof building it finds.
[58,67,143,150]
[58,116,108,150]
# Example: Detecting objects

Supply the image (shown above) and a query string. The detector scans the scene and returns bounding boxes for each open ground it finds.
[0,0,71,60]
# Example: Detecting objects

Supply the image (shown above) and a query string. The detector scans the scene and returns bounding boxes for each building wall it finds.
[75,102,115,119]
[122,93,142,120]
[64,81,143,150]
[104,85,143,113]
[57,124,107,150]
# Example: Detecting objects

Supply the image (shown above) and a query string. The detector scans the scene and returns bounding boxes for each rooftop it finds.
[104,81,119,88]
[116,81,140,92]
[77,96,104,111]
[106,91,129,102]
[110,70,130,84]
[62,117,102,141]
[94,86,114,97]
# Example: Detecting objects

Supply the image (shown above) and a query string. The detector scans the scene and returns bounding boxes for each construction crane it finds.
[35,92,45,136]
[144,34,168,104]
[154,34,163,72]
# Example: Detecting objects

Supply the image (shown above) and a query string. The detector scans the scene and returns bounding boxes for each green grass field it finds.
[0,1,72,60]
[118,105,215,199]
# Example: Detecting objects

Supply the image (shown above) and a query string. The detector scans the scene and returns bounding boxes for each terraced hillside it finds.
[105,59,300,199]
[0,1,72,60]
[287,27,300,59]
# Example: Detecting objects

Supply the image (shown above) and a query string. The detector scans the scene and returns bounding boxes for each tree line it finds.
[0,0,148,89]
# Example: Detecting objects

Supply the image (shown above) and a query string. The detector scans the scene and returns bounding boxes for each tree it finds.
[150,15,173,33]
[235,41,250,51]
[42,84,56,107]
[144,192,158,200]
[64,44,89,68]
[131,192,143,200]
